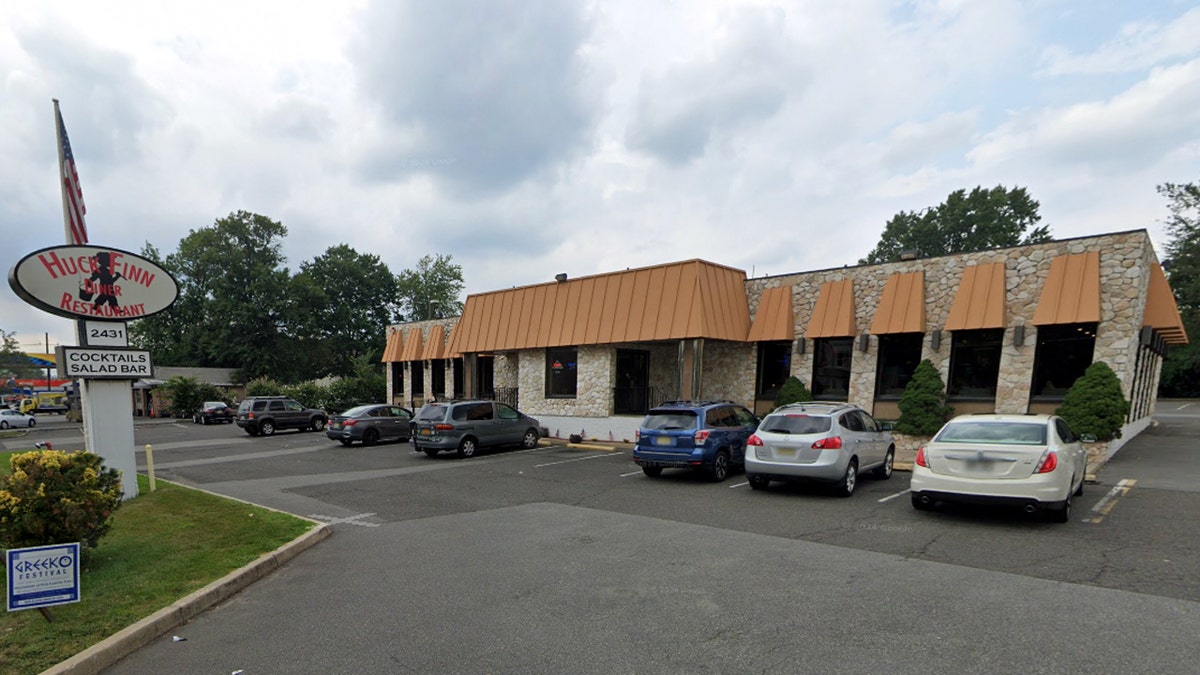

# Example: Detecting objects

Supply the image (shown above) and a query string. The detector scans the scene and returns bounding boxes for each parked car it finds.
[743,401,895,496]
[327,404,414,446]
[909,413,1089,523]
[235,396,327,436]
[631,400,760,482]
[412,400,541,458]
[0,409,37,429]
[193,401,235,425]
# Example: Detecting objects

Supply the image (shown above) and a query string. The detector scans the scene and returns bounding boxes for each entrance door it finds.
[615,349,650,414]
[475,356,495,398]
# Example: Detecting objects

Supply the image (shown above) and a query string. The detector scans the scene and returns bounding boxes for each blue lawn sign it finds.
[6,543,81,612]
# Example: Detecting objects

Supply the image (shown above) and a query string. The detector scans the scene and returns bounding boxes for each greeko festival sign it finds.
[8,245,178,321]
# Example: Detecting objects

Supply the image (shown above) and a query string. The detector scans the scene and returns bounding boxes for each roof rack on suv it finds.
[773,401,857,413]
[656,400,734,408]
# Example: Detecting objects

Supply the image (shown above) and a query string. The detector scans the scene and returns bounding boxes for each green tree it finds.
[396,254,465,321]
[1055,362,1130,441]
[294,244,400,376]
[1157,181,1200,397]
[895,359,953,435]
[0,329,40,382]
[860,185,1052,264]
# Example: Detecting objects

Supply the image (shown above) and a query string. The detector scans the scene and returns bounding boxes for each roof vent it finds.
[899,249,918,261]
[555,273,568,283]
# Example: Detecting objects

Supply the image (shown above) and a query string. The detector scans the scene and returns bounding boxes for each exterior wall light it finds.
[858,333,869,352]
[930,329,941,350]
[1013,324,1025,347]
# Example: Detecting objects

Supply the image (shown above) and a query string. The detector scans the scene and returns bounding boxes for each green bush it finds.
[1055,361,1130,441]
[0,451,123,560]
[895,359,954,435]
[774,376,814,407]
[161,376,229,418]
[281,382,328,410]
[245,377,284,397]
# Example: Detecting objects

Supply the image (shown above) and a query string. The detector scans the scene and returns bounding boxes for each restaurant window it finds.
[431,359,447,399]
[947,329,1003,399]
[812,337,853,401]
[410,360,425,399]
[756,342,792,400]
[390,363,404,401]
[1030,323,1097,399]
[875,333,923,398]
[546,347,578,398]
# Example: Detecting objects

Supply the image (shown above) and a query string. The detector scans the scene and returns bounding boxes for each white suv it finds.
[744,402,895,497]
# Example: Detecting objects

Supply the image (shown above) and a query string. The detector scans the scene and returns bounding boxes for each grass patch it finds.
[1,452,317,674]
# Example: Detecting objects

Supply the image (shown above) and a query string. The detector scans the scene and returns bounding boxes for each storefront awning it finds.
[1033,252,1100,325]
[747,286,794,342]
[400,327,424,362]
[1143,263,1188,344]
[945,263,1006,330]
[424,325,447,359]
[806,279,856,339]
[870,271,925,335]
[381,329,404,363]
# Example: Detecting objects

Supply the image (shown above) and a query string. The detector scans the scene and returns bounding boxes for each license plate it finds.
[655,436,672,446]
[331,423,342,430]
[775,447,796,457]
[421,428,432,436]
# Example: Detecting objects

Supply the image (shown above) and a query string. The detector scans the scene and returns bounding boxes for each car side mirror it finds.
[1080,433,1097,443]
[879,421,894,431]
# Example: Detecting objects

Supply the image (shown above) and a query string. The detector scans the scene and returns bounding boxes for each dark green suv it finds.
[236,396,327,436]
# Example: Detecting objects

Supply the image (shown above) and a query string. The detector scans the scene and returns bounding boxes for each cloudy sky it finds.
[3,0,1198,355]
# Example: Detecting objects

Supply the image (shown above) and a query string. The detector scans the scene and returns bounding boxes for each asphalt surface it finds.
[5,404,1200,673]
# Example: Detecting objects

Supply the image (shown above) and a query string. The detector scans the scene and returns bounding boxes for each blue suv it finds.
[632,400,760,482]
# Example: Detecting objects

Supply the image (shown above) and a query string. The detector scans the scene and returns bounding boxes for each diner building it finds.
[383,229,1186,456]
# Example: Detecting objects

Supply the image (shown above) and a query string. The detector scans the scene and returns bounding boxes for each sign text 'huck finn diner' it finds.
[7,245,178,321]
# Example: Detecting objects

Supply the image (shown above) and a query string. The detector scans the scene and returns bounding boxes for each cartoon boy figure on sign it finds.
[78,251,123,310]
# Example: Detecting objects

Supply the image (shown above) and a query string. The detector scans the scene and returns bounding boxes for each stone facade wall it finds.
[495,353,519,389]
[518,346,613,418]
[701,340,755,408]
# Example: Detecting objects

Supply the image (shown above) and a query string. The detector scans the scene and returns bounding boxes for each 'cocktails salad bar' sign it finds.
[8,245,178,321]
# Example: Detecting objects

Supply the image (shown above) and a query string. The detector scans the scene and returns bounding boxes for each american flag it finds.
[55,102,89,245]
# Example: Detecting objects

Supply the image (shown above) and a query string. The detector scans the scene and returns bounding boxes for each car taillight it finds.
[247,412,255,419]
[915,446,928,468]
[812,436,842,450]
[1036,451,1058,473]
[434,423,454,431]
[343,419,357,426]
[747,434,763,447]
[635,429,641,441]
[694,429,711,444]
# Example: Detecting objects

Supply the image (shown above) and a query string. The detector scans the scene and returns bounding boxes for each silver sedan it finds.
[0,409,37,429]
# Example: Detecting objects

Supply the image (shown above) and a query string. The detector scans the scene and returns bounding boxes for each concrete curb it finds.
[45,524,332,675]
[565,442,621,451]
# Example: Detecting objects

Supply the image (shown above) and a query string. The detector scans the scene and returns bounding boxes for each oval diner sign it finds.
[8,245,179,321]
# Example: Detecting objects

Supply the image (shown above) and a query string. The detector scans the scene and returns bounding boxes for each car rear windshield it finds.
[340,405,375,417]
[642,411,698,431]
[416,405,449,421]
[759,414,832,434]
[935,421,1047,445]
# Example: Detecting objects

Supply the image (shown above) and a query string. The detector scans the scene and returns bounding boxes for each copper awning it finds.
[870,272,925,335]
[945,263,1006,330]
[399,327,424,362]
[446,259,751,354]
[747,286,794,342]
[381,329,404,363]
[424,325,447,359]
[806,279,856,339]
[1143,263,1188,344]
[1033,252,1100,325]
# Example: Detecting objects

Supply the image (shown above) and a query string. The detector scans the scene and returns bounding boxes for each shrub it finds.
[895,359,953,435]
[774,376,814,407]
[1055,361,1131,441]
[281,382,328,410]
[160,377,230,418]
[245,377,284,397]
[0,451,123,560]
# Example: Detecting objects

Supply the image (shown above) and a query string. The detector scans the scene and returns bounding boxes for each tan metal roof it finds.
[747,286,794,341]
[870,271,926,335]
[381,329,404,362]
[424,325,447,359]
[1143,263,1188,344]
[447,259,751,353]
[1032,252,1100,325]
[806,279,857,338]
[399,327,424,361]
[945,263,1007,330]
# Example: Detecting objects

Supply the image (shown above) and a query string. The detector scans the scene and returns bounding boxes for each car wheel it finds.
[0,421,8,429]
[911,493,933,511]
[424,448,439,458]
[202,415,210,425]
[260,420,276,436]
[836,459,858,497]
[747,474,770,490]
[339,439,353,447]
[457,437,478,459]
[1047,495,1072,523]
[708,450,730,482]
[27,418,35,428]
[875,447,894,479]
[362,429,380,446]
[521,428,539,449]
[1074,474,1084,497]
[641,466,663,477]
[311,417,326,432]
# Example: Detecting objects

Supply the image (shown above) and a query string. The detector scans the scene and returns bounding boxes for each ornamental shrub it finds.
[895,359,954,435]
[0,450,123,560]
[774,376,814,407]
[1055,361,1130,441]
[245,376,284,397]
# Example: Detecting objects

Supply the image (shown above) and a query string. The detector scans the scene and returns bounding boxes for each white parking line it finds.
[619,470,643,477]
[1086,478,1136,524]
[879,488,911,503]
[728,481,748,488]
[1176,402,1193,411]
[534,453,611,468]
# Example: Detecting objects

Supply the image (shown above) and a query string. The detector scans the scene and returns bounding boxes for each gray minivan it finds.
[412,400,541,458]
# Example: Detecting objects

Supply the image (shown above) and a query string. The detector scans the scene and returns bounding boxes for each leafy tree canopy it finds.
[396,253,465,322]
[1158,181,1200,397]
[0,329,41,381]
[859,185,1052,265]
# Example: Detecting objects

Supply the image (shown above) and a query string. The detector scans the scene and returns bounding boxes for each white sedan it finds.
[0,409,37,429]
[909,414,1089,523]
